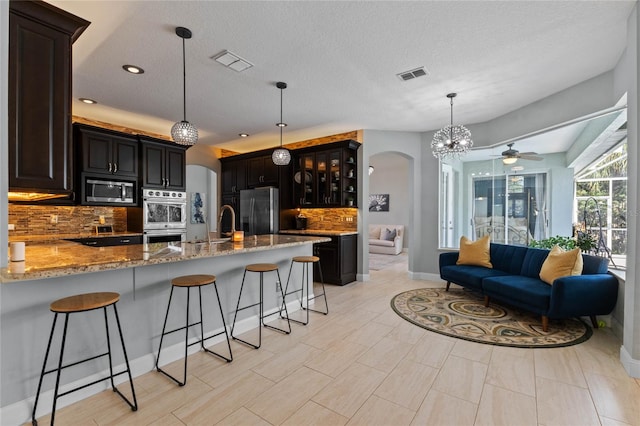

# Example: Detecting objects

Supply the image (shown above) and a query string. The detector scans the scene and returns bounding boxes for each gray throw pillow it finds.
[381,228,397,241]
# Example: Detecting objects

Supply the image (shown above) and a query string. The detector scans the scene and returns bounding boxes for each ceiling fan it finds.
[500,143,543,164]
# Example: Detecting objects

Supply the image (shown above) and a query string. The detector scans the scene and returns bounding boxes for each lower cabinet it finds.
[313,234,357,285]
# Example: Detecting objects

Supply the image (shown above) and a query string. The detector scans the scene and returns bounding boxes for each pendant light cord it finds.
[182,36,187,121]
[280,87,284,147]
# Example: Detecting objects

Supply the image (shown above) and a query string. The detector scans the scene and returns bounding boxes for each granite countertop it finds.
[279,229,358,236]
[8,232,143,243]
[1,234,330,282]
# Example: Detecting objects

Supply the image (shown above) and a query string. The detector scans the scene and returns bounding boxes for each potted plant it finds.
[529,233,598,253]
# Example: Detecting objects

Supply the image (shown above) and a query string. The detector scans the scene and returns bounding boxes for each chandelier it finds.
[431,93,473,159]
[272,82,291,165]
[171,27,198,146]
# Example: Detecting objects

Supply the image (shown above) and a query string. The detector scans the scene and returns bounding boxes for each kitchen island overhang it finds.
[0,234,330,424]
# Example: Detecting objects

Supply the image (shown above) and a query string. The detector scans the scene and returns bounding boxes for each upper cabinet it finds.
[8,0,89,198]
[221,158,247,195]
[293,140,360,208]
[247,155,279,188]
[75,124,138,178]
[139,136,187,191]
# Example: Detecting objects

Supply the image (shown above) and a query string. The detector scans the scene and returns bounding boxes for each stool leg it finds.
[263,270,292,334]
[155,286,174,371]
[202,282,233,362]
[103,307,115,389]
[280,260,295,320]
[111,303,138,410]
[32,313,59,426]
[51,313,70,426]
[156,286,188,386]
[231,269,261,349]
[308,259,329,315]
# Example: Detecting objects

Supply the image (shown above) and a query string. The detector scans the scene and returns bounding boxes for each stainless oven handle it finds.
[121,184,126,200]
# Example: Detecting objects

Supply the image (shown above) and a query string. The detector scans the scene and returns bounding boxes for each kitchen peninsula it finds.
[0,234,328,423]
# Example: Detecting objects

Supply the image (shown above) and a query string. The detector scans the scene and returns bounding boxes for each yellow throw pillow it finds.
[456,235,492,268]
[539,245,583,285]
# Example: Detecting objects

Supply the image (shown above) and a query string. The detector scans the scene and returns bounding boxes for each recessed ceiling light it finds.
[122,64,144,74]
[239,133,249,138]
[79,97,97,104]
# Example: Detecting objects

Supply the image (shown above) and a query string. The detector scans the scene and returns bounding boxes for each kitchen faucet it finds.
[218,204,236,238]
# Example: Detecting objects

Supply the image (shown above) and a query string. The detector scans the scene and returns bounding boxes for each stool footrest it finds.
[57,369,129,398]
[42,351,109,376]
[161,320,203,338]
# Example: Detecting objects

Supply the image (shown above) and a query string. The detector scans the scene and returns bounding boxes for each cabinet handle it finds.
[108,162,112,173]
[113,163,118,173]
[166,178,170,187]
[86,241,97,245]
[120,239,130,243]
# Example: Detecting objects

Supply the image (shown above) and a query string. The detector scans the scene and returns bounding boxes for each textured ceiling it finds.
[50,0,635,154]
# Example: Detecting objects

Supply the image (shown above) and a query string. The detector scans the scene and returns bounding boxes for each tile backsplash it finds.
[297,208,358,231]
[8,205,128,237]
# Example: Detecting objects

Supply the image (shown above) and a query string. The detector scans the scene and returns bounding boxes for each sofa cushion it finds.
[457,235,492,268]
[370,239,394,247]
[483,275,552,312]
[519,247,551,278]
[381,228,397,241]
[489,243,528,274]
[369,226,381,239]
[539,245,583,285]
[441,265,508,291]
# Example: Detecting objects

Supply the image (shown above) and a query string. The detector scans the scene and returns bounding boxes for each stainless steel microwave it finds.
[83,177,136,205]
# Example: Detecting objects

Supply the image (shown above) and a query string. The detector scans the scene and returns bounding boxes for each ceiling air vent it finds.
[397,67,428,81]
[212,50,253,72]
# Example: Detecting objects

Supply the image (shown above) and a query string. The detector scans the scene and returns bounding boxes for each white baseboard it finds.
[620,345,640,378]
[357,273,370,282]
[1,300,302,426]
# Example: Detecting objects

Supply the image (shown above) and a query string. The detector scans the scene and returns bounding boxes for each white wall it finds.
[616,4,639,377]
[185,165,217,241]
[1,1,8,268]
[360,130,423,279]
[369,152,409,249]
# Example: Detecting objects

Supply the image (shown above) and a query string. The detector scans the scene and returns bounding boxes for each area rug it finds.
[391,288,592,348]
[369,252,408,271]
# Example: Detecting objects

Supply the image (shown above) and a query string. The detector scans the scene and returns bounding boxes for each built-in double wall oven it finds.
[127,189,187,244]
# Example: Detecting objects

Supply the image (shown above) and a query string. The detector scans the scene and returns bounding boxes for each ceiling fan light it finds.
[502,156,518,165]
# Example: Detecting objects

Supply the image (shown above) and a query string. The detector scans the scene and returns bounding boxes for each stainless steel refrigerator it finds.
[240,187,280,235]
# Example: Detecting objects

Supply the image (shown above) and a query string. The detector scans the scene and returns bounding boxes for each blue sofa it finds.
[439,243,619,331]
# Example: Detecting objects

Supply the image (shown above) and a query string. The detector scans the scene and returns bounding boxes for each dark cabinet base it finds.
[313,234,357,285]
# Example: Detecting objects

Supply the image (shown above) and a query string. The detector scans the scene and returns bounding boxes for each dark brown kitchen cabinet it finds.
[247,155,279,188]
[293,140,360,208]
[139,137,187,191]
[75,124,139,178]
[221,158,247,195]
[313,234,357,285]
[8,1,89,199]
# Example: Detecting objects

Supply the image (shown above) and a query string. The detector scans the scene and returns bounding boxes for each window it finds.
[574,141,627,268]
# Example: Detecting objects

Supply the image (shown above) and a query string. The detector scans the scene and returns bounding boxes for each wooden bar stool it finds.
[32,292,137,426]
[230,263,291,349]
[281,256,329,325]
[155,274,232,386]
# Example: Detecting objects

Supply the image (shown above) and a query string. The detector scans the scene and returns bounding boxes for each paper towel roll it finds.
[10,242,25,262]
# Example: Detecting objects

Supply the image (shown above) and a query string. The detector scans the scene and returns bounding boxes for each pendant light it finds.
[431,93,473,160]
[171,27,198,146]
[272,82,291,165]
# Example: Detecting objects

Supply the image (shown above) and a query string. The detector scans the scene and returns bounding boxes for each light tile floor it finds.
[34,259,640,425]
